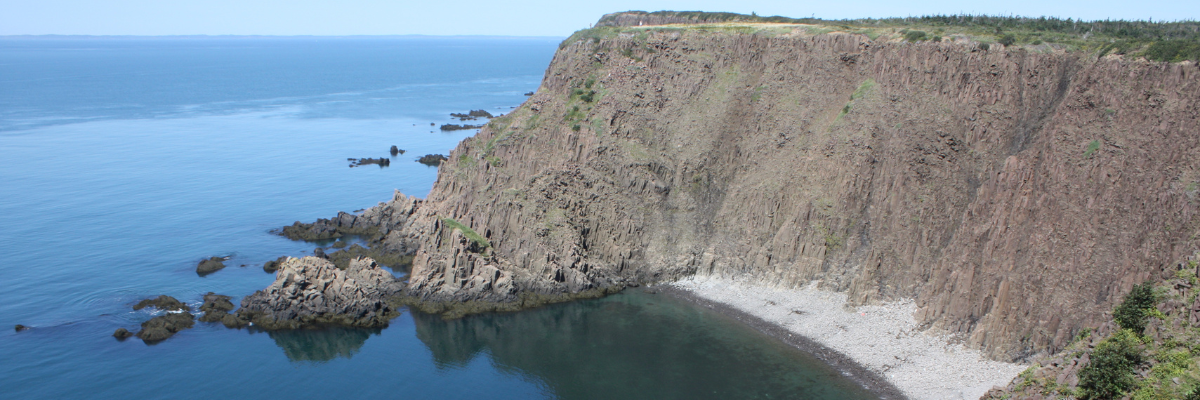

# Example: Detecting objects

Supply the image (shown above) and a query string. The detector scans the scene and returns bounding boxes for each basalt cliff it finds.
[301,14,1200,361]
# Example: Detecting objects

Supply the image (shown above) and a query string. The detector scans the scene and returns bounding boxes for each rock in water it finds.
[390,145,405,156]
[133,295,189,312]
[196,256,226,276]
[15,324,28,332]
[198,292,235,323]
[112,328,133,340]
[263,256,288,273]
[234,256,405,329]
[417,154,448,166]
[136,313,195,343]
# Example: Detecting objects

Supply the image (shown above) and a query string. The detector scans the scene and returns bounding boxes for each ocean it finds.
[0,36,875,399]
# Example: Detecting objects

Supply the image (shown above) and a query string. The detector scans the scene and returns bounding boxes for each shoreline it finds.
[652,285,908,400]
[663,277,1027,400]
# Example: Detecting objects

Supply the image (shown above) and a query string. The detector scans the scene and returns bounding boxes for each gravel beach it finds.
[669,276,1027,400]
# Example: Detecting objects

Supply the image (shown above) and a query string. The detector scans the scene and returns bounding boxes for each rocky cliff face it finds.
[352,23,1200,361]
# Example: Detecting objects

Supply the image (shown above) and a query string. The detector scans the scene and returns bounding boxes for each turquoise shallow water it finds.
[0,36,876,399]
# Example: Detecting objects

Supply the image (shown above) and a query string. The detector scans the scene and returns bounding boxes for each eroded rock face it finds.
[235,256,405,329]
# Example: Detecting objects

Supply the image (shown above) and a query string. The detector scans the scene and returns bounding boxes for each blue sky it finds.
[2,0,1198,36]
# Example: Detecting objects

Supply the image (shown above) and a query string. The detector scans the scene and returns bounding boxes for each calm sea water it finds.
[0,36,875,399]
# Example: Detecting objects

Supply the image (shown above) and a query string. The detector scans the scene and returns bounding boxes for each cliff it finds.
[328,16,1200,361]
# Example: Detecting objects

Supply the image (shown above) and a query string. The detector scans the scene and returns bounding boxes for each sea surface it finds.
[0,36,875,399]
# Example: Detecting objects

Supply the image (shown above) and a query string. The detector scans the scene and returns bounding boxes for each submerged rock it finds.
[136,313,195,343]
[196,257,226,276]
[133,295,189,312]
[263,256,288,273]
[234,256,405,330]
[417,154,448,166]
[112,328,133,340]
[197,292,235,323]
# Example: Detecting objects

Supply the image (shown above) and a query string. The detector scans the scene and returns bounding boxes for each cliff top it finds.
[579,11,1200,62]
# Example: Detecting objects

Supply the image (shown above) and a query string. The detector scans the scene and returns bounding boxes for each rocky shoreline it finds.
[670,276,1028,400]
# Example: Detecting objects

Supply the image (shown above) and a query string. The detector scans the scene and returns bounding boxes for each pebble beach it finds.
[669,276,1028,400]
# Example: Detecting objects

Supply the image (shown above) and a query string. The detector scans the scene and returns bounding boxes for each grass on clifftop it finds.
[571,11,1200,62]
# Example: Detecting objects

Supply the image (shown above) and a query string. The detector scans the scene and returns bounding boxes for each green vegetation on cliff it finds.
[442,217,490,251]
[582,11,1200,62]
[987,260,1200,399]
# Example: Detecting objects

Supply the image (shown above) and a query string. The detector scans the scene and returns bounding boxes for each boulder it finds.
[15,324,28,332]
[234,256,405,329]
[390,146,405,156]
[133,295,189,312]
[196,257,226,276]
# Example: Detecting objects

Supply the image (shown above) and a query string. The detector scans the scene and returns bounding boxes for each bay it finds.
[0,36,874,399]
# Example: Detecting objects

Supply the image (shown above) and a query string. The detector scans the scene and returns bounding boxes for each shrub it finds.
[999,34,1017,46]
[979,43,991,51]
[1079,329,1144,399]
[904,30,928,42]
[1113,282,1157,334]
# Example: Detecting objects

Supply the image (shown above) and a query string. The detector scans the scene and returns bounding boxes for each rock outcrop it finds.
[417,154,448,166]
[234,256,405,329]
[348,157,390,167]
[287,18,1200,361]
[136,313,195,343]
[133,295,189,312]
[112,328,133,339]
[129,295,196,343]
[263,256,288,273]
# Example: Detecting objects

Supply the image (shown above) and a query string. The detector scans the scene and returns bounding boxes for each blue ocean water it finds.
[0,37,875,399]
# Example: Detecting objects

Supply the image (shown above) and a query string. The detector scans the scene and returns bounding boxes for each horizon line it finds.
[0,34,567,40]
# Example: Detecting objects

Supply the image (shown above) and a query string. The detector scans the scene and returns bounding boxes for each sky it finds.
[2,0,1198,37]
